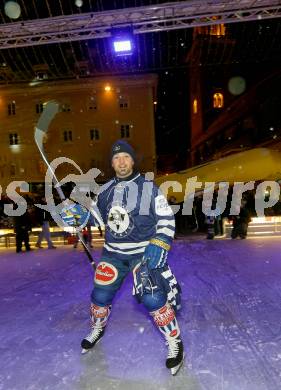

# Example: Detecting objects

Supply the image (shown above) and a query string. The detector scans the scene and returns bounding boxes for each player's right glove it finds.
[143,237,171,269]
[60,203,90,228]
[133,261,182,312]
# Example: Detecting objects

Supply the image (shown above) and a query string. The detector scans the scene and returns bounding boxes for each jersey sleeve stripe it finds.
[157,219,175,227]
[156,227,175,238]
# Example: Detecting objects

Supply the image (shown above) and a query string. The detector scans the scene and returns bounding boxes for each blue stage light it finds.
[113,39,133,56]
[113,40,132,53]
[111,27,134,56]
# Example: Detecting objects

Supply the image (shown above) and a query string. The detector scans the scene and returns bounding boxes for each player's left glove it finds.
[143,237,171,269]
[60,203,90,228]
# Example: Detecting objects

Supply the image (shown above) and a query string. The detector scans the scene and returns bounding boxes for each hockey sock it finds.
[81,303,111,351]
[150,302,184,373]
[150,302,180,339]
[90,303,111,328]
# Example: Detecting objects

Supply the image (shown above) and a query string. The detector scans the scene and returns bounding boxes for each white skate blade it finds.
[81,335,103,355]
[170,352,185,376]
[81,348,91,355]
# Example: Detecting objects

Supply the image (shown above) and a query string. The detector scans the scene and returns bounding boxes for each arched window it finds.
[193,98,198,114]
[210,24,226,37]
[213,92,224,108]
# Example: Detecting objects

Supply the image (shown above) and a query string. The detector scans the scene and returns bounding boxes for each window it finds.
[10,164,16,177]
[63,130,73,142]
[213,92,224,108]
[38,161,45,174]
[120,124,130,138]
[9,133,19,145]
[119,96,129,109]
[193,98,198,114]
[36,103,44,114]
[88,96,97,111]
[8,101,16,116]
[90,128,100,141]
[62,103,71,112]
[210,23,226,37]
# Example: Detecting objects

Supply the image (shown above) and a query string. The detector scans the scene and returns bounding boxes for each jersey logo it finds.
[109,208,125,230]
[107,205,133,238]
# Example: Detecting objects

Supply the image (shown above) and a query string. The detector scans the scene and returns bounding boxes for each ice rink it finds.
[1,236,281,390]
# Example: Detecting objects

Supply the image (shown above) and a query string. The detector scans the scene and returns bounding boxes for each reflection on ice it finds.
[0,236,281,389]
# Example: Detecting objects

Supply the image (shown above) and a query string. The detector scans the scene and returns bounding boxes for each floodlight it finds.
[111,27,134,56]
[113,40,132,54]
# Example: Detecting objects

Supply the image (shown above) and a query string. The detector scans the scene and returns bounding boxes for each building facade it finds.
[0,74,157,192]
[188,25,281,167]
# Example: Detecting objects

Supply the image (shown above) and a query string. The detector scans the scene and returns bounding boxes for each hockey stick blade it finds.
[34,100,96,269]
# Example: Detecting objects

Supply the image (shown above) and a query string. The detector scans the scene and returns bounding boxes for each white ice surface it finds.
[0,235,281,390]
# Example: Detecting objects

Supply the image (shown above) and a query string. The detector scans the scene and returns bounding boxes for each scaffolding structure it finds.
[0,0,280,49]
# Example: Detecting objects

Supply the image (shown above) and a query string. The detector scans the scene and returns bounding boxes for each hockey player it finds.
[60,140,184,375]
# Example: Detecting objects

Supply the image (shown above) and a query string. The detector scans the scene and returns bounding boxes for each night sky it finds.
[155,69,190,172]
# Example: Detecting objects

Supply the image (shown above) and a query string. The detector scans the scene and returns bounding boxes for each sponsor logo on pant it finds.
[94,262,118,285]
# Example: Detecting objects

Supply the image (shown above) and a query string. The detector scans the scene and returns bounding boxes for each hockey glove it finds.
[133,262,182,312]
[143,238,171,269]
[133,261,161,301]
[60,203,90,228]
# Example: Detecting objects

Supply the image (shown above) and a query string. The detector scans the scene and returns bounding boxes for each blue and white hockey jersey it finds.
[93,172,175,261]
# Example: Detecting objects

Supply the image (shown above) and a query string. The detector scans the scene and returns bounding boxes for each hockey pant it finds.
[91,257,167,312]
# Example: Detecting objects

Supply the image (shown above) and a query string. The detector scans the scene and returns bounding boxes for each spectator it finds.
[74,221,93,249]
[35,197,56,249]
[231,199,251,239]
[14,209,32,253]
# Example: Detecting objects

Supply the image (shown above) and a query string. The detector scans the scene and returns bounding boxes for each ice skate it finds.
[81,326,105,354]
[81,303,111,354]
[165,337,185,375]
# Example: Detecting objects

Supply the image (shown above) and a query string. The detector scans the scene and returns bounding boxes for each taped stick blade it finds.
[34,100,59,149]
[36,100,59,134]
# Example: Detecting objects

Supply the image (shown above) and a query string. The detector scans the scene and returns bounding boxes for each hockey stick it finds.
[34,100,96,269]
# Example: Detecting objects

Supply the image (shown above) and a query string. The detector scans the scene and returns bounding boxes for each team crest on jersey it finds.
[107,204,133,238]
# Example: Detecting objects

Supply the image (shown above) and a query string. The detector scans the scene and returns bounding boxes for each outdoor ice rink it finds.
[1,235,281,390]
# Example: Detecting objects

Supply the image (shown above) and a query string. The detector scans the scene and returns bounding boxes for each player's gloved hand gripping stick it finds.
[34,100,96,269]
